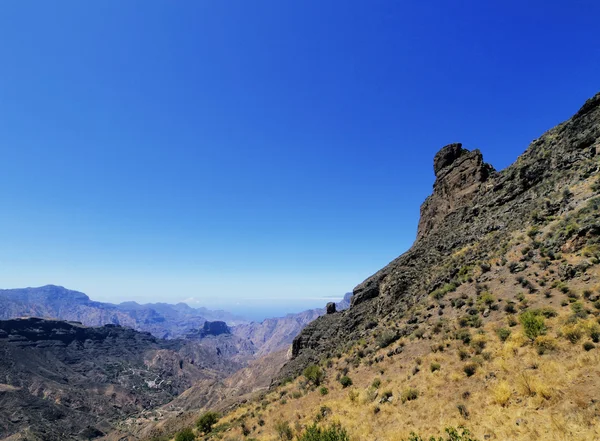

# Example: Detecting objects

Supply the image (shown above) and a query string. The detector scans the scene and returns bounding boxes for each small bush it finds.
[297,423,350,441]
[520,311,546,340]
[430,362,441,372]
[504,302,517,314]
[174,428,195,441]
[347,389,359,403]
[463,363,477,377]
[534,335,558,355]
[339,376,353,388]
[455,329,472,344]
[319,386,329,396]
[275,421,294,441]
[496,328,511,342]
[571,302,588,319]
[303,365,325,386]
[459,315,482,328]
[493,381,511,406]
[563,324,583,344]
[401,387,419,403]
[583,341,595,351]
[430,283,458,300]
[457,403,470,419]
[377,330,400,348]
[404,426,479,441]
[589,323,600,343]
[371,378,381,389]
[196,411,219,434]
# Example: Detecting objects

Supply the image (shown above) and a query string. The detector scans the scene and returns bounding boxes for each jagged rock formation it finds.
[0,318,254,440]
[282,92,600,379]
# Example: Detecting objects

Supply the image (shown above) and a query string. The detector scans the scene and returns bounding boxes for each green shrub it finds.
[303,365,325,386]
[319,386,329,396]
[519,311,546,340]
[339,376,353,388]
[371,378,381,389]
[430,362,441,372]
[297,423,350,441]
[583,341,595,351]
[196,411,219,434]
[174,428,196,441]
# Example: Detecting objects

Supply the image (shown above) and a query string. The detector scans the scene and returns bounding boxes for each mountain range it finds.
[0,286,350,440]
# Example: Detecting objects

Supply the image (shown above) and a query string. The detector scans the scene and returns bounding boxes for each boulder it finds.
[326,302,336,314]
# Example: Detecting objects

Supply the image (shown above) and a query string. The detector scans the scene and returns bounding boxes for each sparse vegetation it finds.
[297,423,350,441]
[404,427,479,441]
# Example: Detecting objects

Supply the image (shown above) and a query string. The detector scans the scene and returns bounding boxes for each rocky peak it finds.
[417,143,495,241]
[187,320,231,338]
[433,142,466,176]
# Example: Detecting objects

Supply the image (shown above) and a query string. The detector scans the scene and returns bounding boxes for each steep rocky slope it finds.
[0,318,254,440]
[282,92,600,379]
[154,93,600,441]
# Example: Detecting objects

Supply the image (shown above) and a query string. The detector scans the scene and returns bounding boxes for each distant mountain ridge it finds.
[0,285,351,349]
[0,285,247,339]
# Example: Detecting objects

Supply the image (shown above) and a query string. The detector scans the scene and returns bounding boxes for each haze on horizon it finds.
[1,1,599,318]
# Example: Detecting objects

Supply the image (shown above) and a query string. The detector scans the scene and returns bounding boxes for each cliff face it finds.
[282,92,600,378]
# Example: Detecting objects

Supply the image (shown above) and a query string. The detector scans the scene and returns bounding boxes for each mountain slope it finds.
[282,92,600,379]
[153,93,600,441]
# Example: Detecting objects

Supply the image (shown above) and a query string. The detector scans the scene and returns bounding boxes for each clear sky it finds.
[0,1,599,319]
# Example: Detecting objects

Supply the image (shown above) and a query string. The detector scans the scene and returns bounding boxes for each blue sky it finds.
[0,1,598,319]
